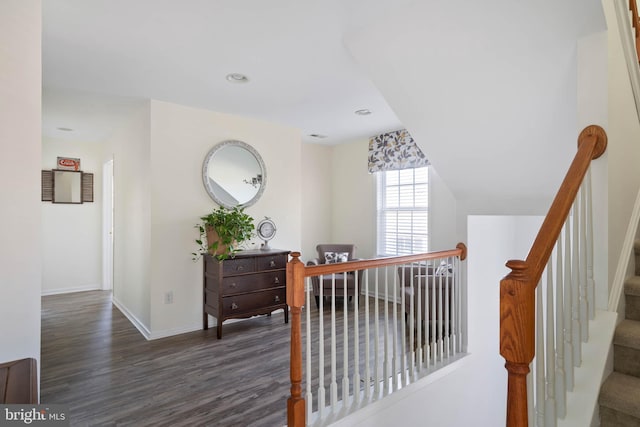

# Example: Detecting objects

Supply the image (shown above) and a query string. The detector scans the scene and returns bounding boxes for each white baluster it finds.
[528,362,535,427]
[373,268,381,399]
[318,275,325,418]
[306,278,313,421]
[342,273,350,403]
[330,275,337,410]
[456,257,463,353]
[571,202,582,366]
[545,258,557,427]
[400,264,408,386]
[353,270,361,406]
[444,256,451,359]
[404,265,413,382]
[392,266,399,392]
[564,215,574,391]
[416,264,423,372]
[555,229,566,417]
[364,269,371,401]
[383,266,390,395]
[437,268,444,361]
[536,279,545,427]
[579,185,589,342]
[451,256,458,355]
[424,261,431,367]
[585,168,596,320]
[431,259,437,363]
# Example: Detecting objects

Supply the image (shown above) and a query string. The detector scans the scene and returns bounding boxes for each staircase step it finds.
[599,372,640,424]
[626,276,640,296]
[614,320,640,377]
[614,319,640,349]
[625,276,640,321]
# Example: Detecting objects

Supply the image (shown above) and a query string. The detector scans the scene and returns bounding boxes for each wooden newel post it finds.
[287,252,305,427]
[500,260,535,427]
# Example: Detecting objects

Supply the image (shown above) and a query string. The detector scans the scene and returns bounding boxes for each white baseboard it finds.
[41,284,102,296]
[148,323,203,340]
[111,297,152,340]
[147,308,288,340]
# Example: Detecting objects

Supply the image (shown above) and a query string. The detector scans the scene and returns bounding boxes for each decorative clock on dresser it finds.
[203,248,290,339]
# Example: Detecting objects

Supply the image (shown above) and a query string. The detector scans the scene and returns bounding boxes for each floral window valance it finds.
[367,129,430,173]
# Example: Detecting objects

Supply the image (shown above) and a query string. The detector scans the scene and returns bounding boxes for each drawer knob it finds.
[269,260,276,268]
[274,277,280,284]
[231,302,239,310]
[274,295,280,303]
[230,282,237,288]
[236,265,244,271]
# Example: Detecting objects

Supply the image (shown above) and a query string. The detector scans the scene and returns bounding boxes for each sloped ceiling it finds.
[345,0,607,210]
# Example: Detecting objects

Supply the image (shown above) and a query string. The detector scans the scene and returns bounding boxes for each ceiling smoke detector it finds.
[226,73,249,83]
[309,134,328,139]
[354,109,372,116]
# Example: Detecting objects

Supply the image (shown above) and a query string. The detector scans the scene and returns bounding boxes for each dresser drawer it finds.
[223,257,255,276]
[221,271,285,295]
[257,254,288,271]
[222,288,286,315]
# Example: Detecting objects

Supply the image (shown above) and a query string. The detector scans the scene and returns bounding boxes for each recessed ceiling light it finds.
[226,73,249,83]
[309,134,328,139]
[354,109,372,116]
[57,127,74,131]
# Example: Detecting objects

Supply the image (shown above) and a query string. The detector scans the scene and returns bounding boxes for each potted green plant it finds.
[193,206,255,261]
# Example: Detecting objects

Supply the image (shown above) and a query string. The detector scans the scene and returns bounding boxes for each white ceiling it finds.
[43,0,609,209]
[42,0,416,145]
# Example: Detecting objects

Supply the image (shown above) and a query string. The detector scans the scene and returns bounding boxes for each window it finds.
[376,167,428,256]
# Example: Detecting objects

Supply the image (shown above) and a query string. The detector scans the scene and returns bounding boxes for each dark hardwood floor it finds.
[41,291,292,427]
[41,291,422,427]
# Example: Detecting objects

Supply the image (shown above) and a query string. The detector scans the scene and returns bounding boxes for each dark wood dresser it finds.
[203,249,290,339]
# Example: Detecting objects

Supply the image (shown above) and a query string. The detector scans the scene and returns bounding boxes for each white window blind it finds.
[376,167,429,256]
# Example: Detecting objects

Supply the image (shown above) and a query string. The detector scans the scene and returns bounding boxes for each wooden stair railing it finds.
[500,125,607,427]
[631,0,640,64]
[287,244,467,427]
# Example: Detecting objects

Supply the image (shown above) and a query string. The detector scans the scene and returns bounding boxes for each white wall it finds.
[602,1,640,295]
[107,101,152,334]
[331,139,377,259]
[429,166,458,251]
[301,142,332,262]
[0,0,42,369]
[577,30,609,310]
[41,138,103,295]
[332,215,541,427]
[148,100,302,337]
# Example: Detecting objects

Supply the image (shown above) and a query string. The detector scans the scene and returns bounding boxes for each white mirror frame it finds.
[202,140,267,209]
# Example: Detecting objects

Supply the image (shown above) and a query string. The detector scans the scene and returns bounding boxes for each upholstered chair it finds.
[306,244,363,309]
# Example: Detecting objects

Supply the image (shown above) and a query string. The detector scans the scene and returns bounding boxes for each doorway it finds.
[102,159,114,291]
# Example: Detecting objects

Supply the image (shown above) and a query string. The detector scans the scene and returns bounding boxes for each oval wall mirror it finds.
[202,140,266,208]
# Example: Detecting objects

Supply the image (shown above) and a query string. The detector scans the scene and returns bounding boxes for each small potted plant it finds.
[193,206,255,261]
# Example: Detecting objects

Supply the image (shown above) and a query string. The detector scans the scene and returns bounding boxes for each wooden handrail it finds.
[304,243,467,277]
[500,125,607,427]
[286,243,467,427]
